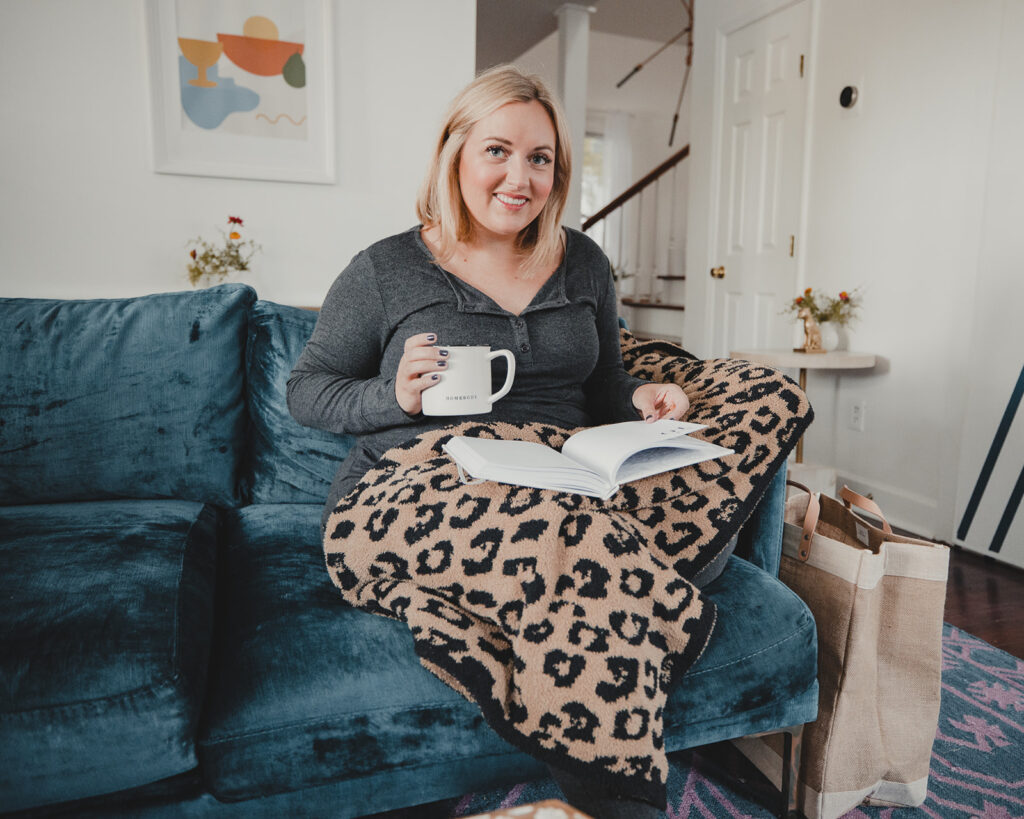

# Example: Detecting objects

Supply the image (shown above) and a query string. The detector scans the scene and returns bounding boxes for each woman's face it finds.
[457,100,557,243]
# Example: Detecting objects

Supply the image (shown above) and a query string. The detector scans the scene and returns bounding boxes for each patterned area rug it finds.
[370,624,1023,818]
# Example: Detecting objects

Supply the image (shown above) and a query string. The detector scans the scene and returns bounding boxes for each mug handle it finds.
[488,349,516,403]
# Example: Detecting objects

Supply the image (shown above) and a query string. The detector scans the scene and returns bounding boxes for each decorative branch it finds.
[615,27,690,88]
[614,3,696,146]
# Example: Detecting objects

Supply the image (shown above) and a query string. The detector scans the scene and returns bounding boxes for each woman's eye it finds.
[530,154,553,166]
[486,145,506,158]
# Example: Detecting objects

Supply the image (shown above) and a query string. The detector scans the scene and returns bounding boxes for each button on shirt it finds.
[287,226,647,523]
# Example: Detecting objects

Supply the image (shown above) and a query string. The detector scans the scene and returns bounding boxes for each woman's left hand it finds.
[632,382,689,422]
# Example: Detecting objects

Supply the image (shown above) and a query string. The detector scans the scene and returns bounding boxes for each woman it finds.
[287,65,686,817]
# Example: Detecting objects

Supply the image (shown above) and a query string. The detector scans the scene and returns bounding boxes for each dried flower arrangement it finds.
[186,216,261,287]
[784,287,861,327]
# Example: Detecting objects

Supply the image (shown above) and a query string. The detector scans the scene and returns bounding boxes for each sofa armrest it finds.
[734,461,787,576]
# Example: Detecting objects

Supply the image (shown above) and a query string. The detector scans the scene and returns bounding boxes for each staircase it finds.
[582,145,690,343]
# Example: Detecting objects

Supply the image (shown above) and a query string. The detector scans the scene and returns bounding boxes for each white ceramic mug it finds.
[421,346,516,416]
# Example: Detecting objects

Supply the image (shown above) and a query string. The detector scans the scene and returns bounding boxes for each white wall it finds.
[952,0,1024,567]
[0,0,475,306]
[685,0,1015,541]
[802,0,1002,539]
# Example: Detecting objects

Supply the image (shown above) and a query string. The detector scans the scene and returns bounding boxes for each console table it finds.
[729,349,877,463]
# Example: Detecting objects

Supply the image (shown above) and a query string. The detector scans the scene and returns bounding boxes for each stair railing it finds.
[582,144,689,315]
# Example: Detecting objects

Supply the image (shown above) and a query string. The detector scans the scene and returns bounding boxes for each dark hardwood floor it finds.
[943,545,1024,660]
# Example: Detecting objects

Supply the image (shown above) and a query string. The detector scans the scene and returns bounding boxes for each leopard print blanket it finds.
[323,332,812,806]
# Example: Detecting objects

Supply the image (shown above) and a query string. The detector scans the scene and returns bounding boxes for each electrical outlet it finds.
[849,400,866,432]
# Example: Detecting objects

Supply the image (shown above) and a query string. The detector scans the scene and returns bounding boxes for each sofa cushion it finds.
[0,284,254,506]
[245,300,353,504]
[199,503,816,802]
[0,500,219,811]
[199,503,516,802]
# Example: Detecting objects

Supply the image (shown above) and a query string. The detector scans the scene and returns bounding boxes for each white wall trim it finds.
[836,469,942,540]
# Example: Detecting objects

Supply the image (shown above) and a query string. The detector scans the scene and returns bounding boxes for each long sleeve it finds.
[583,256,649,423]
[287,252,418,436]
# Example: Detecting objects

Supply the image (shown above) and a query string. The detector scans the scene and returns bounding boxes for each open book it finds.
[442,419,734,499]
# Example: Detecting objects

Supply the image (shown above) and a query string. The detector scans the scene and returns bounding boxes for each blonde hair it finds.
[416,64,572,278]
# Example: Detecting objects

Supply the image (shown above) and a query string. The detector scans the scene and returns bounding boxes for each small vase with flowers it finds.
[784,287,861,353]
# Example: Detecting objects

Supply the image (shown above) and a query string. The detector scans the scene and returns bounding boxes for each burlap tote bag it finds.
[735,483,949,819]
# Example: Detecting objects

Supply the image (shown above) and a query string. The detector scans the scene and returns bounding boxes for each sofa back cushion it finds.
[0,284,253,507]
[245,300,353,504]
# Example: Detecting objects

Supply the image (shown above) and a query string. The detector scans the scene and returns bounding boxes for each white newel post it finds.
[555,3,594,231]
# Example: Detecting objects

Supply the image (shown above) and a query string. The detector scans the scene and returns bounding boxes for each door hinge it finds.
[799,55,804,78]
[789,235,795,257]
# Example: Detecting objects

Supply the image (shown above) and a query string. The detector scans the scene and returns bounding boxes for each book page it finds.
[560,420,707,482]
[443,437,614,497]
[613,439,735,484]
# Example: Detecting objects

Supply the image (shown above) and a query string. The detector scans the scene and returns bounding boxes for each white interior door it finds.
[710,1,810,356]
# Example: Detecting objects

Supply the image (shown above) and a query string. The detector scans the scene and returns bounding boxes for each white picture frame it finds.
[145,0,335,184]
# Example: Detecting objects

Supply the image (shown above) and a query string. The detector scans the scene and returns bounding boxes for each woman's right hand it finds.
[395,333,448,415]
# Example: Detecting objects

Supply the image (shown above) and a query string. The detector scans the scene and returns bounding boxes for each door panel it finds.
[727,123,751,252]
[760,112,785,251]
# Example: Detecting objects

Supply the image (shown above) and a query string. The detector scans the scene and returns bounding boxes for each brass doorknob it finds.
[710,266,725,279]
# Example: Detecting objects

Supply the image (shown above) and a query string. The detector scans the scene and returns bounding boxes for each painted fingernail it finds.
[439,349,449,356]
[431,374,439,381]
[438,361,447,367]
[645,414,654,421]
[426,334,437,342]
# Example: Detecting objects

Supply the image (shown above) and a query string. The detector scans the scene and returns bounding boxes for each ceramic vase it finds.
[819,321,841,352]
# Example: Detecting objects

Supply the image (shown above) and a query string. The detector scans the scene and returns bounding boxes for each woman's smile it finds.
[495,192,528,209]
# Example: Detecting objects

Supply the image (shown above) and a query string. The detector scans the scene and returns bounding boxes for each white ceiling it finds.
[476,0,692,70]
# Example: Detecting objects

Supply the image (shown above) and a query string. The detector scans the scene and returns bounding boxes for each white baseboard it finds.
[834,469,945,541]
[788,462,837,497]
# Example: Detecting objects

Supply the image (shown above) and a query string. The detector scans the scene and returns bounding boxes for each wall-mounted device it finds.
[840,85,859,109]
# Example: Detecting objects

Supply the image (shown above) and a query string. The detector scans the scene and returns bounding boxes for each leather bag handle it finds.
[786,480,819,562]
[839,485,892,534]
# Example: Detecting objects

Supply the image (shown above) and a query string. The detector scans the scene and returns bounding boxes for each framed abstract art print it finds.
[145,0,335,184]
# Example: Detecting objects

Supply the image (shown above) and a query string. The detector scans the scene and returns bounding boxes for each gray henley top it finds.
[287,226,648,523]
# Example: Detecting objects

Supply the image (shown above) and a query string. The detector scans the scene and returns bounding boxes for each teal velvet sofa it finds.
[0,284,817,817]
